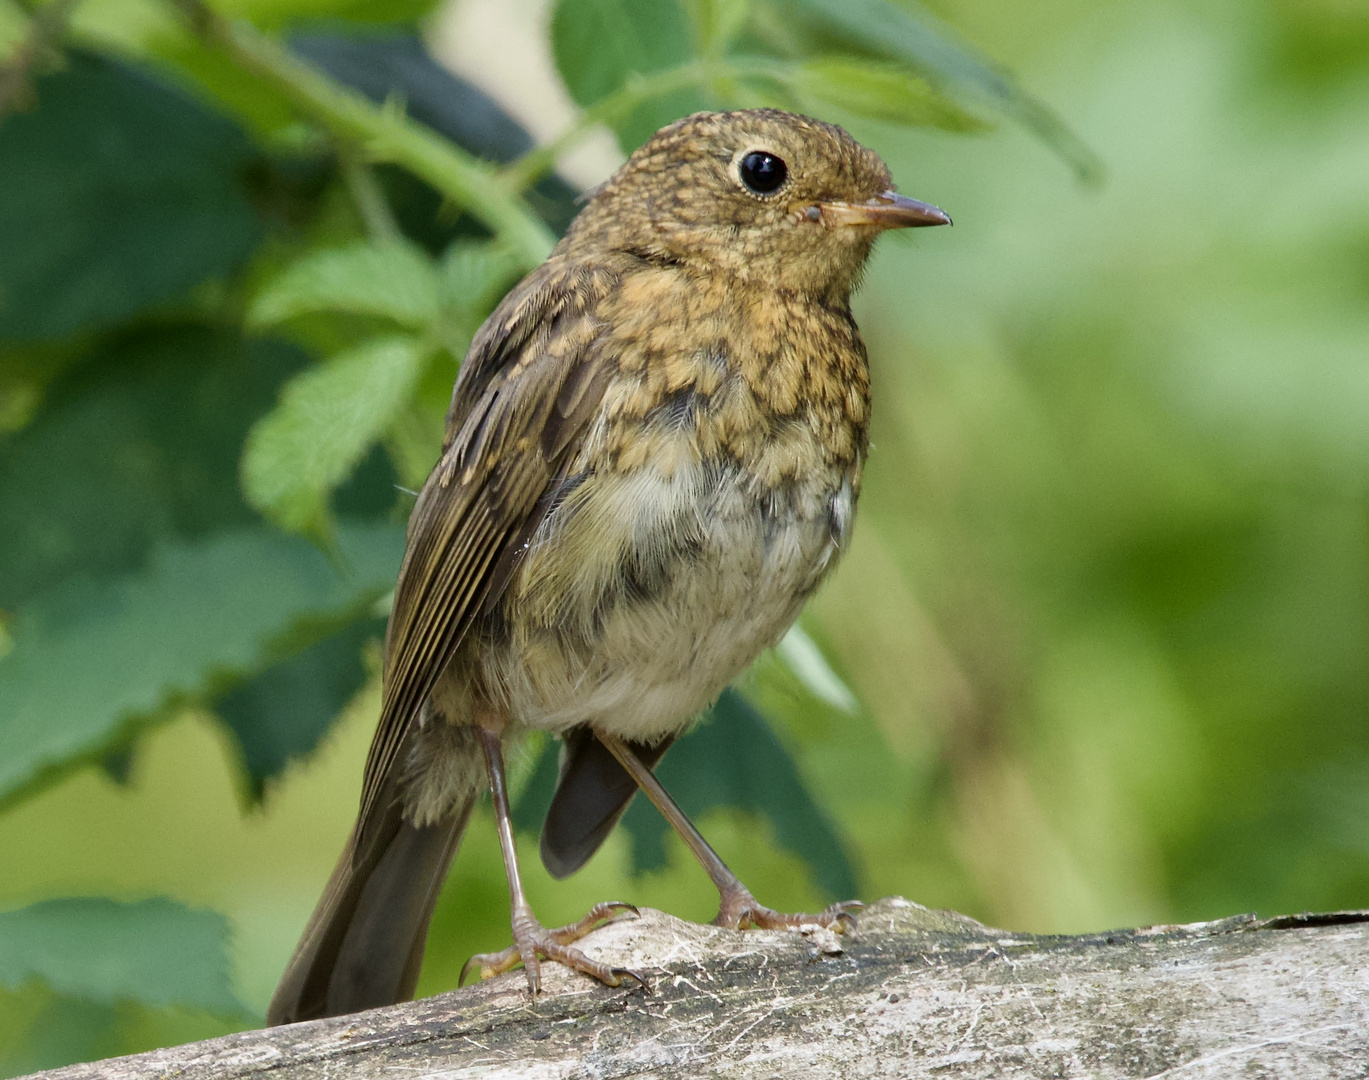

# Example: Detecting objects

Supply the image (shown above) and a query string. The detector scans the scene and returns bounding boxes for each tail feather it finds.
[539,728,673,879]
[267,793,471,1026]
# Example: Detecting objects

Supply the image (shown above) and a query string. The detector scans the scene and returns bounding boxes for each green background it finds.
[2,0,1368,1070]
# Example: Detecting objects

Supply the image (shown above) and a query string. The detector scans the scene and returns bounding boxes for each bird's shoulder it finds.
[438,254,627,464]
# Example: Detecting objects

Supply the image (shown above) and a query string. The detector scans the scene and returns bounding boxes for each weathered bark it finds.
[23,898,1369,1079]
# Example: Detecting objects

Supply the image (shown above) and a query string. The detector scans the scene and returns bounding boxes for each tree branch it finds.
[166,0,555,267]
[21,898,1369,1079]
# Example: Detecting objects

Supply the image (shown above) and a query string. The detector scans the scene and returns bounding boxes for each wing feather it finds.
[355,261,617,836]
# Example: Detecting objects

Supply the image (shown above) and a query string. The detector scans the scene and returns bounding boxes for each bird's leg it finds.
[595,730,860,932]
[462,719,645,994]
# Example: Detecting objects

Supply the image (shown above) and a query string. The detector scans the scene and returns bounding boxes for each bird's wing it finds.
[356,260,618,835]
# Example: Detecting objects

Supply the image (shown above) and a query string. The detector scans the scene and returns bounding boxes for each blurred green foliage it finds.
[1,0,1367,1072]
[0,53,262,341]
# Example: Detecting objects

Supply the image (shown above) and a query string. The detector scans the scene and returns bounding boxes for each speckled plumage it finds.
[269,109,947,1026]
[410,254,870,819]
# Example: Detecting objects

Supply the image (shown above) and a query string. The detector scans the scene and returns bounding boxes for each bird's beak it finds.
[811,191,952,230]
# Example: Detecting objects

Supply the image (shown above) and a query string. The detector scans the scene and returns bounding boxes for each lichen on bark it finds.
[22,897,1369,1080]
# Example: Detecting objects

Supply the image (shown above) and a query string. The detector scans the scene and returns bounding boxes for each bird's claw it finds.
[714,886,862,934]
[458,900,646,995]
[608,966,653,991]
[825,899,864,933]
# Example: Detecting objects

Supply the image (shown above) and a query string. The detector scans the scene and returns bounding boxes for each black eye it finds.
[739,150,788,195]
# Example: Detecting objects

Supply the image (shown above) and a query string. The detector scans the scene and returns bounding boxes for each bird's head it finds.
[561,108,949,301]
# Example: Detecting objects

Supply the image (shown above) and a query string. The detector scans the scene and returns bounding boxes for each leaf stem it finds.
[338,148,402,245]
[501,60,721,192]
[168,0,555,266]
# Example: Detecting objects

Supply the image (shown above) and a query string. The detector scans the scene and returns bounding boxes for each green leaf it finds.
[242,335,431,534]
[0,329,309,612]
[0,53,263,341]
[771,0,1102,181]
[770,57,987,132]
[683,0,753,59]
[0,328,407,810]
[432,240,525,358]
[0,522,404,808]
[439,240,523,320]
[212,0,444,32]
[0,988,120,1078]
[551,0,709,151]
[248,241,441,329]
[0,897,244,1015]
[0,6,26,55]
[775,624,858,713]
[216,616,382,800]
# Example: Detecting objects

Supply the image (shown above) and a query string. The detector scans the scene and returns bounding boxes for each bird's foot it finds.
[713,883,862,933]
[459,900,649,995]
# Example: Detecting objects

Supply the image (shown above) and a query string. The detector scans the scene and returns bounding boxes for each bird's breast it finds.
[482,294,868,741]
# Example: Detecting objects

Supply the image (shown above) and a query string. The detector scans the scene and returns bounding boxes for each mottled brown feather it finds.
[356,263,618,838]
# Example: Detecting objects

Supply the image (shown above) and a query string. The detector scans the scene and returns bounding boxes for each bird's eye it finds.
[738,150,788,195]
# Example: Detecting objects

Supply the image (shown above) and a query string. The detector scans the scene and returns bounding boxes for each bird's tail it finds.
[540,728,674,879]
[266,790,472,1026]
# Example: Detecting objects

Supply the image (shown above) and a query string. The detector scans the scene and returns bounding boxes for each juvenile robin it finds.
[267,108,949,1025]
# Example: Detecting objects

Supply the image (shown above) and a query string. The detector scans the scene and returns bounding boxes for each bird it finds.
[266,107,950,1026]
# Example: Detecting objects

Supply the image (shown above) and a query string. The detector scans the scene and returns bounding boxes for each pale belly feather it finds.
[485,451,854,743]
